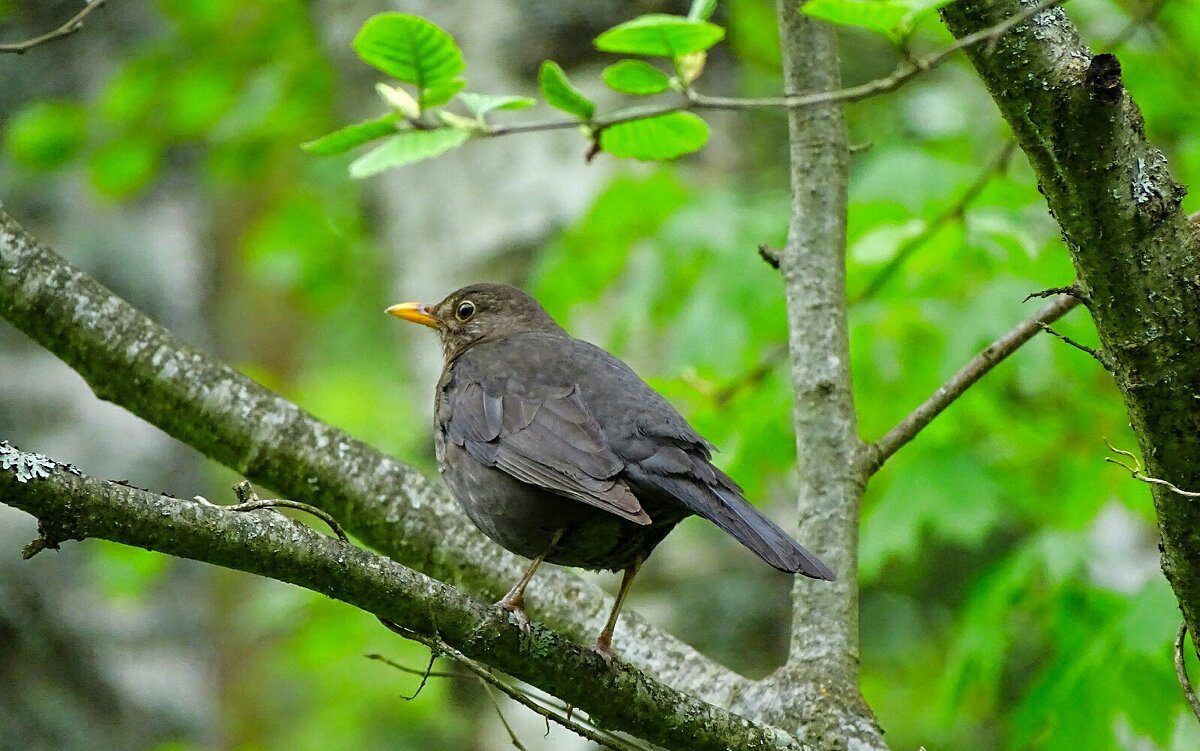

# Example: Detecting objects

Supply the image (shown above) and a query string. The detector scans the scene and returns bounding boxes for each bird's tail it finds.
[633,470,835,579]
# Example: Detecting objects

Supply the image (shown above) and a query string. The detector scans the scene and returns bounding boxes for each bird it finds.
[388,283,833,658]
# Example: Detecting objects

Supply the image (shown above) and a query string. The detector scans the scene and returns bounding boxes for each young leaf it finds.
[677,52,707,85]
[687,0,718,21]
[302,114,401,156]
[436,110,483,132]
[602,60,671,95]
[599,112,709,160]
[375,83,421,119]
[799,0,911,36]
[538,61,595,120]
[457,93,537,117]
[353,14,465,103]
[594,15,725,57]
[348,128,470,178]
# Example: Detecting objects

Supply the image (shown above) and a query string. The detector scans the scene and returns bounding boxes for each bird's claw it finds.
[494,594,532,636]
[591,636,616,667]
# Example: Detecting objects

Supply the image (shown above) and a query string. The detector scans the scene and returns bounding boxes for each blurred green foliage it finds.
[5,0,1200,749]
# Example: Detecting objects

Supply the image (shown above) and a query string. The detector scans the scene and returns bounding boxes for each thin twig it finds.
[1037,322,1105,363]
[1175,622,1200,723]
[1104,438,1200,498]
[866,294,1080,474]
[483,683,530,751]
[1104,0,1169,51]
[481,0,1067,139]
[365,653,458,680]
[854,141,1017,303]
[376,618,647,751]
[1023,284,1083,302]
[690,0,1068,110]
[758,243,782,270]
[0,0,109,54]
[366,652,450,700]
[711,344,788,408]
[224,480,350,543]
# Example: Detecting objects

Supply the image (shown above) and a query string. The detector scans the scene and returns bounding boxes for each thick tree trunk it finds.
[941,0,1200,649]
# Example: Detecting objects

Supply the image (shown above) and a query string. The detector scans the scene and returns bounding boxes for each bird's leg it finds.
[593,557,643,662]
[495,529,563,633]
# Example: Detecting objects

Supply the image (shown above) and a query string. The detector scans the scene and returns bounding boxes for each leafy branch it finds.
[303,0,1068,174]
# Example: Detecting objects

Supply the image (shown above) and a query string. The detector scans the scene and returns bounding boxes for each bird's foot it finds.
[494,592,531,635]
[591,632,616,666]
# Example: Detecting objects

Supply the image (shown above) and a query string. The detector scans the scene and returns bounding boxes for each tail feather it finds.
[630,469,835,580]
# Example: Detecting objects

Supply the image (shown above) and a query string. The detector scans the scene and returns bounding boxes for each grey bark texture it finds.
[941,0,1200,654]
[743,3,885,751]
[2,212,852,749]
[0,453,806,751]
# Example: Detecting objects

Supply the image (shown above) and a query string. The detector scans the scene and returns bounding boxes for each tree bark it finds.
[742,4,885,749]
[940,0,1200,650]
[1,210,874,748]
[0,446,807,751]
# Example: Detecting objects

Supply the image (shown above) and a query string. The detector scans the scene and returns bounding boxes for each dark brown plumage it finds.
[388,283,833,656]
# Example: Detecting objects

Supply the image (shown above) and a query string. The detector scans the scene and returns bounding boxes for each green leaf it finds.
[420,78,466,109]
[352,13,465,107]
[4,100,87,170]
[89,138,161,198]
[800,0,911,36]
[595,14,725,57]
[688,0,718,21]
[302,114,400,156]
[348,128,470,178]
[602,60,671,95]
[538,61,595,120]
[457,93,536,117]
[599,112,709,160]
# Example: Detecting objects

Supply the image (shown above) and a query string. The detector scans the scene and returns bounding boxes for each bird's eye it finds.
[455,300,476,321]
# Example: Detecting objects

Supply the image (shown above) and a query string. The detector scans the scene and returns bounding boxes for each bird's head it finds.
[387,283,563,359]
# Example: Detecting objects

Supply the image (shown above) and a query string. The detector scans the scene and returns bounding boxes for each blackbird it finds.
[388,283,833,656]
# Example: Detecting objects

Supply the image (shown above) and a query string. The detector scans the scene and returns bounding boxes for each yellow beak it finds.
[386,301,438,328]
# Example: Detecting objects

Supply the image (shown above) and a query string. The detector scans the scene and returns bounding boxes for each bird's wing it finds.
[624,416,835,580]
[445,378,651,525]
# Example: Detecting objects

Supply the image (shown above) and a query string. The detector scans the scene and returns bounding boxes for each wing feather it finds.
[446,379,650,525]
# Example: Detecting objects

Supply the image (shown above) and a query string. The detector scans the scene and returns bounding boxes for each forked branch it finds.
[866,294,1080,474]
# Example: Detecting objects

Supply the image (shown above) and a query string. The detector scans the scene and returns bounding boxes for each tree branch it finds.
[0,210,753,710]
[0,0,109,54]
[853,141,1017,302]
[470,0,1067,142]
[942,0,1200,645]
[866,294,1080,475]
[756,3,883,747]
[0,445,808,751]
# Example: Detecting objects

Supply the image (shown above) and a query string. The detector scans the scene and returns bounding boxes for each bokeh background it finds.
[2,0,1199,749]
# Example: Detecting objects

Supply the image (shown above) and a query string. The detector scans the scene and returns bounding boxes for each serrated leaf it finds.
[602,60,671,95]
[457,93,536,117]
[688,0,718,21]
[800,0,911,35]
[599,112,709,160]
[348,128,470,178]
[302,114,400,155]
[595,14,725,57]
[353,13,465,103]
[538,61,595,120]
